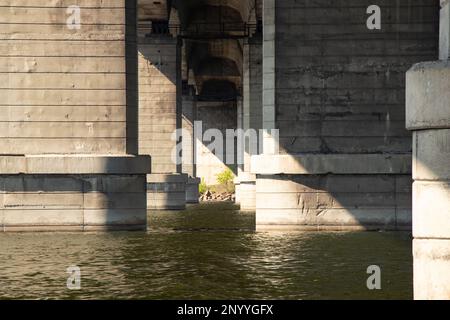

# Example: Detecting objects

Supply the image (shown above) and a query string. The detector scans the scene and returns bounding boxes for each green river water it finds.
[0,203,412,300]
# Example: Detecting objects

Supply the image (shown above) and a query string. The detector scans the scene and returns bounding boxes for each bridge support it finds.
[182,94,200,204]
[0,1,151,231]
[235,37,262,211]
[138,35,187,210]
[251,0,439,230]
[407,0,450,299]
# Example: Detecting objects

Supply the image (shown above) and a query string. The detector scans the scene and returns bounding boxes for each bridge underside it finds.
[1,0,450,299]
[0,0,443,230]
[137,0,440,231]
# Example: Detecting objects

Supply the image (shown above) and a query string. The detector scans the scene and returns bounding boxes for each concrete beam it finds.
[251,154,412,175]
[406,61,450,130]
[0,155,151,175]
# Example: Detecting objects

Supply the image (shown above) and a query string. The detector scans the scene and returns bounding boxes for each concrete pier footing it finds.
[186,177,201,204]
[252,154,412,230]
[0,155,151,232]
[147,174,188,210]
[234,178,242,205]
[0,2,151,231]
[236,173,256,211]
[407,60,450,299]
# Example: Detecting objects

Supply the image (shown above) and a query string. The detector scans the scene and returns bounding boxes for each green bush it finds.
[216,169,235,185]
[199,179,208,194]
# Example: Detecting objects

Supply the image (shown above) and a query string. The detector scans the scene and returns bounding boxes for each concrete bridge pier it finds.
[0,1,151,231]
[235,37,262,211]
[251,0,437,230]
[138,33,187,210]
[407,0,450,300]
[182,93,201,204]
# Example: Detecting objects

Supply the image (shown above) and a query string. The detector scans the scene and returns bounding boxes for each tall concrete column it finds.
[0,1,151,231]
[235,97,244,205]
[407,0,450,300]
[262,0,277,155]
[182,92,201,204]
[138,34,187,210]
[236,37,263,211]
[252,0,437,230]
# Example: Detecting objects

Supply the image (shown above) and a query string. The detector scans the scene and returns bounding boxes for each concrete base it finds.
[414,239,450,300]
[255,174,412,230]
[236,173,256,211]
[234,177,241,204]
[0,155,151,232]
[186,177,201,204]
[407,60,450,299]
[147,174,187,210]
[252,154,412,230]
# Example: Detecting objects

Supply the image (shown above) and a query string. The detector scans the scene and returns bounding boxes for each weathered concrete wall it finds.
[0,1,151,231]
[407,2,450,297]
[0,155,150,232]
[147,173,187,210]
[182,94,196,177]
[275,0,439,154]
[236,36,262,211]
[138,36,179,174]
[196,101,237,185]
[256,174,412,230]
[138,35,188,210]
[244,37,263,138]
[0,0,138,154]
[253,0,440,229]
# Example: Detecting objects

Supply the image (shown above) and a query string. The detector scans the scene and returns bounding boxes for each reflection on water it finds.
[0,203,412,300]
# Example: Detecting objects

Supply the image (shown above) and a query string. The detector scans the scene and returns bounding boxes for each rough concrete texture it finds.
[253,0,439,230]
[1,0,138,155]
[138,36,190,210]
[256,174,412,230]
[239,181,257,212]
[0,155,151,175]
[0,174,147,232]
[237,37,262,211]
[243,37,263,168]
[414,239,450,300]
[252,154,412,175]
[138,36,179,174]
[186,177,201,204]
[406,61,450,130]
[147,174,187,210]
[0,1,150,231]
[235,172,256,211]
[407,26,450,298]
[413,181,450,239]
[413,129,450,181]
[441,0,450,60]
[182,94,196,177]
[274,0,438,155]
